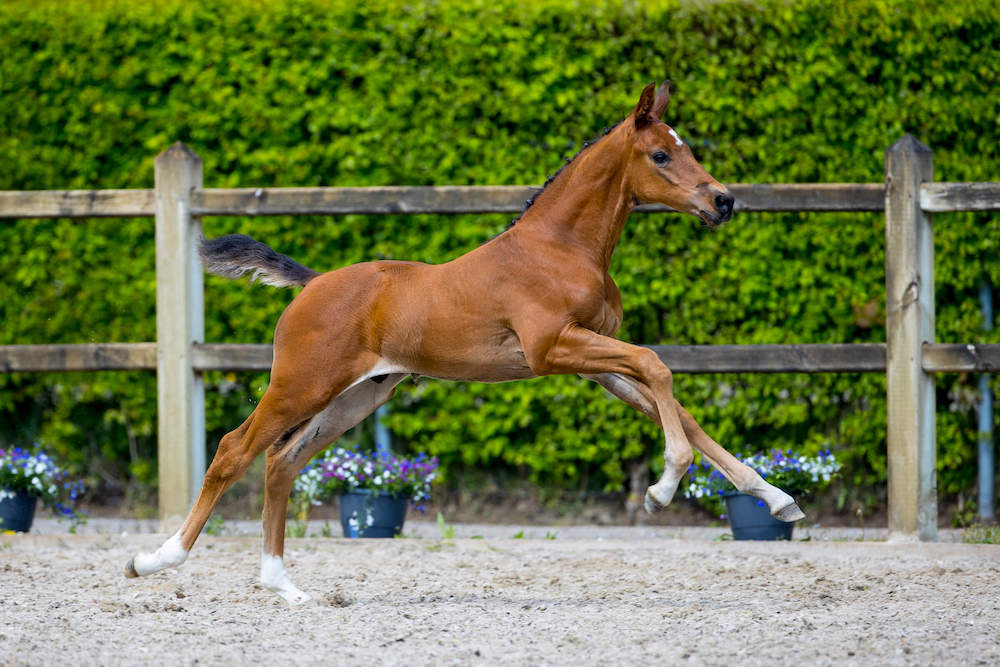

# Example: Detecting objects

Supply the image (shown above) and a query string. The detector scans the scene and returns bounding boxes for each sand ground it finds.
[2,523,998,666]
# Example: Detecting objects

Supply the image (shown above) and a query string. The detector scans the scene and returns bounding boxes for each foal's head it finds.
[624,81,734,227]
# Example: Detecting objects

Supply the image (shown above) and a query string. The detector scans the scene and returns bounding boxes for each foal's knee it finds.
[637,348,673,392]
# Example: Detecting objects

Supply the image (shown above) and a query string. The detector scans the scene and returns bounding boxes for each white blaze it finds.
[668,128,683,146]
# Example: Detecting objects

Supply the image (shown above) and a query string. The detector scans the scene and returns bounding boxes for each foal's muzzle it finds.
[714,191,735,222]
[697,189,735,227]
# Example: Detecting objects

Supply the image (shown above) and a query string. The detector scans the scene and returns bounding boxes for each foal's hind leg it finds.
[259,374,407,604]
[124,385,334,579]
[583,372,803,521]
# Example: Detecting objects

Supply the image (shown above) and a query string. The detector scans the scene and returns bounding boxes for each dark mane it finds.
[506,121,622,229]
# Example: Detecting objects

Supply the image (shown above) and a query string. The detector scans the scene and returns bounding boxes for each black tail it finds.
[199,234,319,288]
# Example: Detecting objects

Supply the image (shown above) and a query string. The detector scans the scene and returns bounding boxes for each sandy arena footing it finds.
[2,522,998,665]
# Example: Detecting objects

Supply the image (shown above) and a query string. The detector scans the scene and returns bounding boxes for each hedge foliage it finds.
[1,0,998,510]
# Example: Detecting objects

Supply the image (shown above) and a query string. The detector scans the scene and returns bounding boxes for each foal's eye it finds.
[652,151,670,165]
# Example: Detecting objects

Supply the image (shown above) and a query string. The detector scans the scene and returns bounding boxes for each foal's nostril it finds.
[714,192,735,220]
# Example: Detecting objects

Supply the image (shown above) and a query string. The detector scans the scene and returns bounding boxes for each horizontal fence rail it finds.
[0,183,1000,218]
[0,183,888,218]
[920,182,1000,212]
[5,342,1000,374]
[192,183,893,216]
[0,343,157,371]
[2,182,998,219]
[0,189,156,218]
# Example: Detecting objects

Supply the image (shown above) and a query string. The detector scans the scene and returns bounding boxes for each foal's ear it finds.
[632,82,657,129]
[651,80,671,118]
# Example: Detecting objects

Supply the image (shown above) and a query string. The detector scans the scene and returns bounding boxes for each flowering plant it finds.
[0,446,86,526]
[685,449,841,517]
[293,447,438,511]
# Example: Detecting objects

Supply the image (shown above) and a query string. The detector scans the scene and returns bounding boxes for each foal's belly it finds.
[381,323,535,383]
[370,260,538,383]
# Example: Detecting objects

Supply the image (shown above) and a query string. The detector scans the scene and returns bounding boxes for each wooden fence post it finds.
[155,143,205,528]
[885,135,937,541]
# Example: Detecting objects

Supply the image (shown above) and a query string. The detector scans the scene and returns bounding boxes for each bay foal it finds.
[125,82,804,604]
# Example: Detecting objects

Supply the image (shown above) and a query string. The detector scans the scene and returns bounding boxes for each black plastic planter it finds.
[0,490,38,533]
[724,492,795,540]
[338,489,407,538]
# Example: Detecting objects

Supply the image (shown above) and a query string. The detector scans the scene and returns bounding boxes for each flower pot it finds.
[0,490,38,533]
[338,489,407,538]
[724,492,794,541]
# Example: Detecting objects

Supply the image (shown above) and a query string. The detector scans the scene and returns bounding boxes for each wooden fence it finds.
[2,135,1000,539]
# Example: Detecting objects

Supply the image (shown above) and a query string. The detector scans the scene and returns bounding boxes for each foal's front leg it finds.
[584,372,803,521]
[673,401,804,521]
[534,325,693,510]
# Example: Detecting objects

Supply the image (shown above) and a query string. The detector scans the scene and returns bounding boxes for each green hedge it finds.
[1,0,998,510]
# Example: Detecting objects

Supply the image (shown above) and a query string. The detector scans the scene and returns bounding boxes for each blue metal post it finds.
[979,281,995,521]
[374,404,392,457]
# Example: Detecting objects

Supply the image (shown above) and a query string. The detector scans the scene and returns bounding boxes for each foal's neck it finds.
[518,128,634,271]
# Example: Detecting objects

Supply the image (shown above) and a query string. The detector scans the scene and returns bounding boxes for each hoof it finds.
[123,558,139,579]
[643,490,667,514]
[773,502,806,523]
[281,589,312,606]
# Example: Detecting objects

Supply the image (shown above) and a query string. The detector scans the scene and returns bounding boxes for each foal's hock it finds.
[125,81,803,604]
